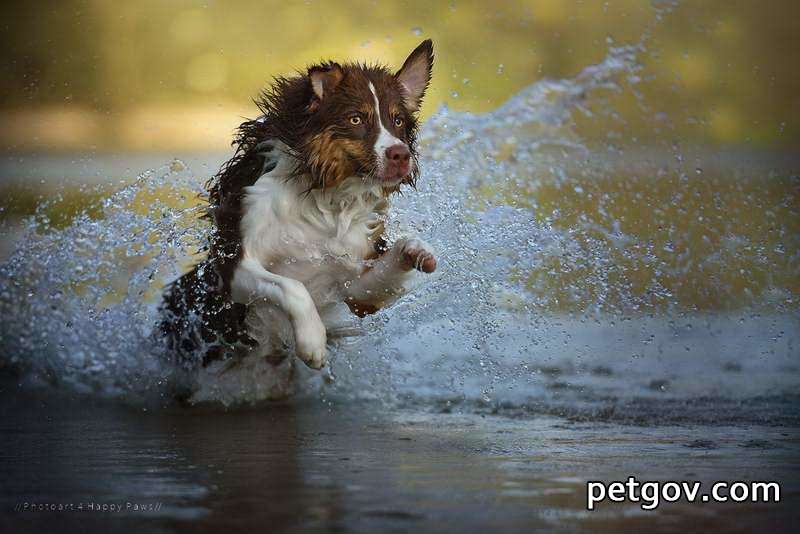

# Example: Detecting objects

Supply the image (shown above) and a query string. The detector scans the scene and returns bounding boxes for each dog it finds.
[160,40,437,403]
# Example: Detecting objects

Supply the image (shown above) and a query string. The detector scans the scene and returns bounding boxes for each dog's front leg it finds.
[231,255,327,369]
[345,238,436,312]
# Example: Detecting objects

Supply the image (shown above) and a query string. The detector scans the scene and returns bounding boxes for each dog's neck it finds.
[299,176,388,240]
[251,144,389,240]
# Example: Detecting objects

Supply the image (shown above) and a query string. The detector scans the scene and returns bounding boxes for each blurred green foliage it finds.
[0,1,797,312]
[1,0,798,150]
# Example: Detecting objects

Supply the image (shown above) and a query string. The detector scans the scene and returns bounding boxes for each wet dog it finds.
[160,40,436,402]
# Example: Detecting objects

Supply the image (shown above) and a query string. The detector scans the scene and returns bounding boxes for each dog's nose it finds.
[385,144,410,164]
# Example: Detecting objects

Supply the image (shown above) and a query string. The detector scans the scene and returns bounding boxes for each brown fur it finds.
[159,40,434,369]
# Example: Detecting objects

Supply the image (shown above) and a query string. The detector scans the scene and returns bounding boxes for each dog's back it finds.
[159,118,270,368]
[157,41,436,404]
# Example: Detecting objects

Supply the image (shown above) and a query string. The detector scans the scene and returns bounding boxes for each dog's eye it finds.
[394,117,404,128]
[349,115,362,125]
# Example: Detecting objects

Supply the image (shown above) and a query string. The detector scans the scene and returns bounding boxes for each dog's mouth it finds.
[379,143,412,184]
[354,162,410,186]
[371,152,414,186]
[377,168,410,185]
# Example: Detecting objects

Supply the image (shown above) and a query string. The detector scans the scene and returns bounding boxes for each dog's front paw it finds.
[293,313,327,369]
[398,238,437,273]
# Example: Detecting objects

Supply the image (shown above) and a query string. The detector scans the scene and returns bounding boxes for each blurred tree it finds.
[0,0,797,149]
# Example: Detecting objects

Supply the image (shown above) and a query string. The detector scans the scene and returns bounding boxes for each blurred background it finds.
[0,0,797,311]
[1,0,797,152]
[2,4,800,528]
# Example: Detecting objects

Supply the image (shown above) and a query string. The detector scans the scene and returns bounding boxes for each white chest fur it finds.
[238,157,387,305]
[229,146,389,366]
[196,145,431,403]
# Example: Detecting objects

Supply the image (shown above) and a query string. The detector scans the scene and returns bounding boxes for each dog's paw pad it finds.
[294,317,328,370]
[400,239,437,273]
[301,347,326,370]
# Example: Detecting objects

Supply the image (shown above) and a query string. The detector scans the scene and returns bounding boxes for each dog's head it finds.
[259,40,434,190]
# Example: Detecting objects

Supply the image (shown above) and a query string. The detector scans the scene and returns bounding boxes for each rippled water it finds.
[1,17,799,530]
[2,387,798,532]
[0,44,797,423]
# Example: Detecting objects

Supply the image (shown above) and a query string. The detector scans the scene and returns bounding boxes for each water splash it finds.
[0,44,797,416]
[0,161,208,399]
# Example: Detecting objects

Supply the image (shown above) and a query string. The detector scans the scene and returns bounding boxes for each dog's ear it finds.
[308,62,344,102]
[395,39,433,112]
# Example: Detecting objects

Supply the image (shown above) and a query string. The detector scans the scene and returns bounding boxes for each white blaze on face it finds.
[368,82,404,170]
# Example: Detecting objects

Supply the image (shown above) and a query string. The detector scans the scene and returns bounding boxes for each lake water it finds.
[2,383,798,533]
[0,42,798,532]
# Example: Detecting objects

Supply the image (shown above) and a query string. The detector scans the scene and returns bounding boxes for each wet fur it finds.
[159,41,434,400]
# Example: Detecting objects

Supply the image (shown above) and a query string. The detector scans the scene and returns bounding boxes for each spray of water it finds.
[0,41,797,417]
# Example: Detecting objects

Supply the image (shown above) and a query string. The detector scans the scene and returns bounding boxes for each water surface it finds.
[0,39,798,532]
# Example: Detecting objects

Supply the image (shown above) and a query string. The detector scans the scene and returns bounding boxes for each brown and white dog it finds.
[160,40,436,402]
